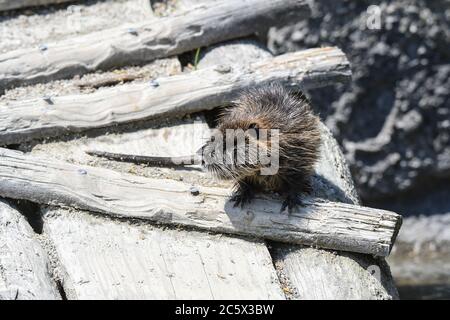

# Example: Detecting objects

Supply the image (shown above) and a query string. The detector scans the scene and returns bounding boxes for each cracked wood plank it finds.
[42,207,284,299]
[272,245,399,300]
[0,199,60,300]
[0,47,351,145]
[0,147,401,257]
[0,0,310,90]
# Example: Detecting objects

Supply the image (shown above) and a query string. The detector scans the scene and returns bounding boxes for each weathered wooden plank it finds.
[0,147,401,256]
[42,207,284,299]
[0,0,73,11]
[272,245,399,300]
[0,47,350,145]
[0,199,60,300]
[0,57,181,102]
[313,124,360,204]
[26,118,401,299]
[0,0,310,90]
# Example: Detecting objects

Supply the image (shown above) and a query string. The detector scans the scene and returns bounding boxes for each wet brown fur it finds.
[87,83,321,211]
[203,83,322,211]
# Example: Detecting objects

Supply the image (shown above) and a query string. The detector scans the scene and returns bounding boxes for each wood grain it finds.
[0,47,351,145]
[0,199,60,300]
[0,0,310,90]
[272,245,399,300]
[42,207,285,299]
[0,147,401,256]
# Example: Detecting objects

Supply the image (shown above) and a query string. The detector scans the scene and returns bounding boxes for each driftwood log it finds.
[0,0,310,90]
[0,47,350,145]
[0,147,400,257]
[271,244,400,299]
[41,207,285,299]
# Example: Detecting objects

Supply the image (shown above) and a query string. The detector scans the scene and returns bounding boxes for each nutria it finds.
[87,83,321,212]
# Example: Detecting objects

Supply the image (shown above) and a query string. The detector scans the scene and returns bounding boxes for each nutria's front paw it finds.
[280,193,302,214]
[231,189,254,208]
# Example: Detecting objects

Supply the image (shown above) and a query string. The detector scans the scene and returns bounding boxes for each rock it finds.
[268,0,450,214]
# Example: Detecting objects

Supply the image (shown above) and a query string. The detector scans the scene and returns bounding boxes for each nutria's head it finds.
[201,119,276,180]
[200,83,321,181]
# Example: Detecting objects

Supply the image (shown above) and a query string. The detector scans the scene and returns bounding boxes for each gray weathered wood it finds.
[41,207,284,299]
[0,47,350,145]
[0,199,60,300]
[272,245,399,300]
[0,147,401,257]
[0,0,310,90]
[0,0,73,11]
[26,117,401,298]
